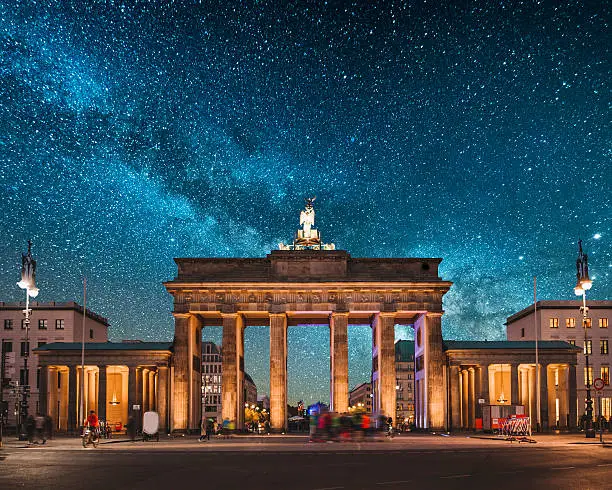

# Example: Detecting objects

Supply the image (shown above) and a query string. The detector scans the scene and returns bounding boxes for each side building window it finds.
[601,367,610,385]
[4,319,13,330]
[549,318,559,329]
[55,319,65,330]
[38,319,48,330]
[566,318,576,328]
[600,318,609,329]
[601,340,609,355]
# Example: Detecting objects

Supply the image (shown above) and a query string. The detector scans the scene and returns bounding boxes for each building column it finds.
[98,366,107,422]
[128,366,138,424]
[149,369,156,412]
[481,364,490,405]
[171,312,200,432]
[461,369,468,429]
[330,312,349,413]
[540,364,549,429]
[568,364,577,428]
[449,365,461,430]
[39,365,48,416]
[468,367,476,429]
[269,313,287,432]
[222,313,244,430]
[48,368,58,424]
[68,365,77,432]
[424,313,445,430]
[371,313,396,418]
[511,363,520,406]
[157,366,169,431]
[142,368,150,413]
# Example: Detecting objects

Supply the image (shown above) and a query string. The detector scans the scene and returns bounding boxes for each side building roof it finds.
[443,340,581,351]
[35,342,173,352]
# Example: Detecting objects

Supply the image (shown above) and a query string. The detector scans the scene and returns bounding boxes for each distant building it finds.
[1,301,108,427]
[201,342,222,422]
[201,341,257,423]
[257,395,270,411]
[349,382,372,412]
[395,340,415,425]
[244,372,257,406]
[506,300,611,421]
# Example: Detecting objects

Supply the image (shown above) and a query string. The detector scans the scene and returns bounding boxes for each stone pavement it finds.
[1,431,610,452]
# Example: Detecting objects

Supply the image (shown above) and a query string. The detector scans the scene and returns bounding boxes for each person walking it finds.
[35,413,45,444]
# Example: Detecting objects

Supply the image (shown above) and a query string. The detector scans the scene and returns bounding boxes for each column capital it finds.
[172,312,191,319]
[378,312,396,319]
[269,312,287,319]
[330,311,350,318]
[426,312,444,319]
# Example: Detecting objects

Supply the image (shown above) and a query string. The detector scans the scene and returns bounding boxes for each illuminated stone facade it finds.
[164,249,452,432]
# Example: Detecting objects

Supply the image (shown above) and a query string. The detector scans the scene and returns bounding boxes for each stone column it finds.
[39,365,48,416]
[128,366,138,424]
[269,313,288,432]
[568,364,577,428]
[449,365,461,430]
[171,313,191,432]
[425,313,446,430]
[142,368,150,413]
[49,368,58,423]
[377,313,396,418]
[68,365,77,432]
[222,313,244,429]
[511,364,520,406]
[157,366,169,431]
[558,366,569,428]
[468,367,476,429]
[98,366,107,422]
[481,364,490,405]
[461,369,468,429]
[330,312,349,413]
[149,370,156,412]
[540,364,549,429]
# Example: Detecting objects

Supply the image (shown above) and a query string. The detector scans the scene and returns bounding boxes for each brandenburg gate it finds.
[164,200,452,432]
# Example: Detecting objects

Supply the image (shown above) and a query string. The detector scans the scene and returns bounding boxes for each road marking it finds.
[551,466,575,470]
[376,481,413,485]
[596,463,612,467]
[440,474,471,479]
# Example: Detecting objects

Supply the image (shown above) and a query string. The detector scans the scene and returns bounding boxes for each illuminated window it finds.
[600,318,609,329]
[584,367,593,386]
[568,340,576,346]
[601,340,609,355]
[38,319,48,330]
[566,318,576,328]
[584,340,592,355]
[584,318,592,328]
[549,318,559,329]
[55,319,65,330]
[601,367,610,386]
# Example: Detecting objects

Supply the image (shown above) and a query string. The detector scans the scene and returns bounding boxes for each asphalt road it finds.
[1,436,610,490]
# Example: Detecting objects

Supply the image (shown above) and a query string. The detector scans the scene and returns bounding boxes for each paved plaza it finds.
[0,433,610,489]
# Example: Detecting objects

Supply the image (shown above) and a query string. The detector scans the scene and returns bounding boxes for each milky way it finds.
[0,1,609,405]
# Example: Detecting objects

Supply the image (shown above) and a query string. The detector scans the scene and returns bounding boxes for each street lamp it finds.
[574,239,595,439]
[16,240,40,441]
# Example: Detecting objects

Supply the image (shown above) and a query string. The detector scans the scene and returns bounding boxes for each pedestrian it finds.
[199,418,207,441]
[309,412,318,442]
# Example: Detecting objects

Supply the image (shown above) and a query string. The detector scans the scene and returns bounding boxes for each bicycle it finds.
[82,427,100,448]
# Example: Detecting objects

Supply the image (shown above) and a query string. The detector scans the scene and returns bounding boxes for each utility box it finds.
[482,405,525,431]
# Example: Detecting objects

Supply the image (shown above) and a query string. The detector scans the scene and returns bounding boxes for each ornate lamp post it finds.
[16,240,40,440]
[573,239,595,438]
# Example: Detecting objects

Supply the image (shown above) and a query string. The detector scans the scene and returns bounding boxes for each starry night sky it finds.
[0,1,609,405]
